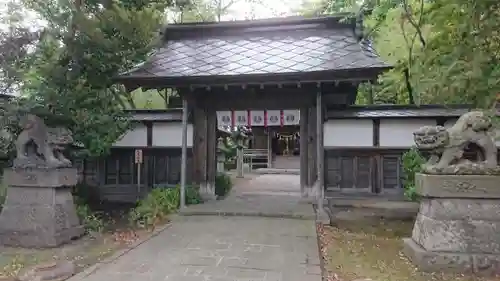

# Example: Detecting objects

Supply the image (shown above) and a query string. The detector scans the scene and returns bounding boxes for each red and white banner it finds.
[282,109,300,126]
[217,110,300,127]
[217,111,232,127]
[233,110,248,127]
[266,110,281,127]
[250,110,265,126]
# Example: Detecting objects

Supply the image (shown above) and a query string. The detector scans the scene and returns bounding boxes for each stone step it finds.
[252,168,300,175]
[329,199,419,223]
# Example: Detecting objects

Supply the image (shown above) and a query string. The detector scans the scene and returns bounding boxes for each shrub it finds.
[215,172,233,197]
[128,185,202,229]
[185,185,203,205]
[128,187,179,229]
[402,147,425,201]
[73,195,105,234]
[0,183,6,212]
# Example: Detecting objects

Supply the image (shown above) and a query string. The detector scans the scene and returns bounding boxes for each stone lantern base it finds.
[0,168,84,248]
[403,173,500,275]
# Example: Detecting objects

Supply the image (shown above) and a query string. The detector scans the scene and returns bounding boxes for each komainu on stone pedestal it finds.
[404,111,500,275]
[0,114,84,248]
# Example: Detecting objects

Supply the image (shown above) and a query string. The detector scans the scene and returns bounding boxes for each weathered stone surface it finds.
[403,238,473,273]
[412,213,500,254]
[415,173,500,198]
[404,238,500,275]
[419,198,500,220]
[4,168,78,188]
[14,114,74,169]
[413,111,499,175]
[405,173,500,275]
[0,168,83,248]
[18,261,76,281]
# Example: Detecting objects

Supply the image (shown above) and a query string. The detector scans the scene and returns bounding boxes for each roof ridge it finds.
[161,14,356,41]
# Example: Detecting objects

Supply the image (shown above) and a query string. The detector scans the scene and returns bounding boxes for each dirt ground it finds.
[0,226,155,278]
[319,220,500,281]
[0,205,163,279]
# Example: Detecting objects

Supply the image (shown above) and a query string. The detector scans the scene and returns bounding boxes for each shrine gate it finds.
[116,14,390,213]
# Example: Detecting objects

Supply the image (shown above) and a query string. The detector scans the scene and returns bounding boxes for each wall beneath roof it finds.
[323,119,373,147]
[113,123,148,147]
[111,121,194,148]
[379,119,437,147]
[152,123,193,147]
[84,120,194,203]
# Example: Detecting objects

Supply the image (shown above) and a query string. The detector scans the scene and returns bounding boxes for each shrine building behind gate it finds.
[74,14,493,202]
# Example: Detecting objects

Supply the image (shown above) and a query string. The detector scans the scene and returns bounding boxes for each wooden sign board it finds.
[134,149,143,164]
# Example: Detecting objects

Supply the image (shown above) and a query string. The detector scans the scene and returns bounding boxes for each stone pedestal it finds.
[403,173,500,275]
[0,168,84,248]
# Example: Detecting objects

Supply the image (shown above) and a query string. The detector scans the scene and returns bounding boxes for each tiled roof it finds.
[326,105,473,119]
[119,15,390,84]
[127,109,183,121]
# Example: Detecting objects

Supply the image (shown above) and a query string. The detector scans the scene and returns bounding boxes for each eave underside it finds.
[119,67,389,91]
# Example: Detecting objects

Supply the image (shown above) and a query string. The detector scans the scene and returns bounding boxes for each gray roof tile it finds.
[327,106,473,119]
[121,16,389,80]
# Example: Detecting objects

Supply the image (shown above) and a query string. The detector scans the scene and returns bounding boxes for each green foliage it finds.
[73,195,105,234]
[0,182,6,212]
[72,183,105,234]
[185,185,203,205]
[401,147,425,201]
[368,0,500,107]
[128,185,201,228]
[309,0,500,107]
[128,188,179,228]
[215,172,233,197]
[3,0,180,157]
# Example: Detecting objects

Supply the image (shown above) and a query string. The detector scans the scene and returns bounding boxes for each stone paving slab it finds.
[69,216,321,281]
[180,174,316,220]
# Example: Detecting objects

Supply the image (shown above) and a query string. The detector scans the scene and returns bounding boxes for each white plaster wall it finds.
[152,123,193,147]
[379,119,437,147]
[113,123,147,147]
[323,119,373,147]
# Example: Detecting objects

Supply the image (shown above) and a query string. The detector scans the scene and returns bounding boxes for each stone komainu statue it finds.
[413,111,499,175]
[14,114,73,168]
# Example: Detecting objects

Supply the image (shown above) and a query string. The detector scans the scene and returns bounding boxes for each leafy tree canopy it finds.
[0,0,177,157]
[299,0,500,108]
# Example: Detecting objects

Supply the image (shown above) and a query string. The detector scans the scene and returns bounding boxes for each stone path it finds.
[69,174,322,281]
[70,216,320,281]
[180,174,315,219]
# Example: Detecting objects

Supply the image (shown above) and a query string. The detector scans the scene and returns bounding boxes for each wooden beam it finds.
[315,89,328,223]
[206,108,217,198]
[145,121,153,147]
[308,106,317,189]
[368,80,374,104]
[373,119,380,146]
[300,107,309,197]
[180,97,189,209]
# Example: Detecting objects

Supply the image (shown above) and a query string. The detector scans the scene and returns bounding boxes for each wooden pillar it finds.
[315,90,329,223]
[206,108,217,199]
[307,105,317,193]
[299,107,309,197]
[180,97,188,209]
[267,128,273,168]
[192,106,203,185]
